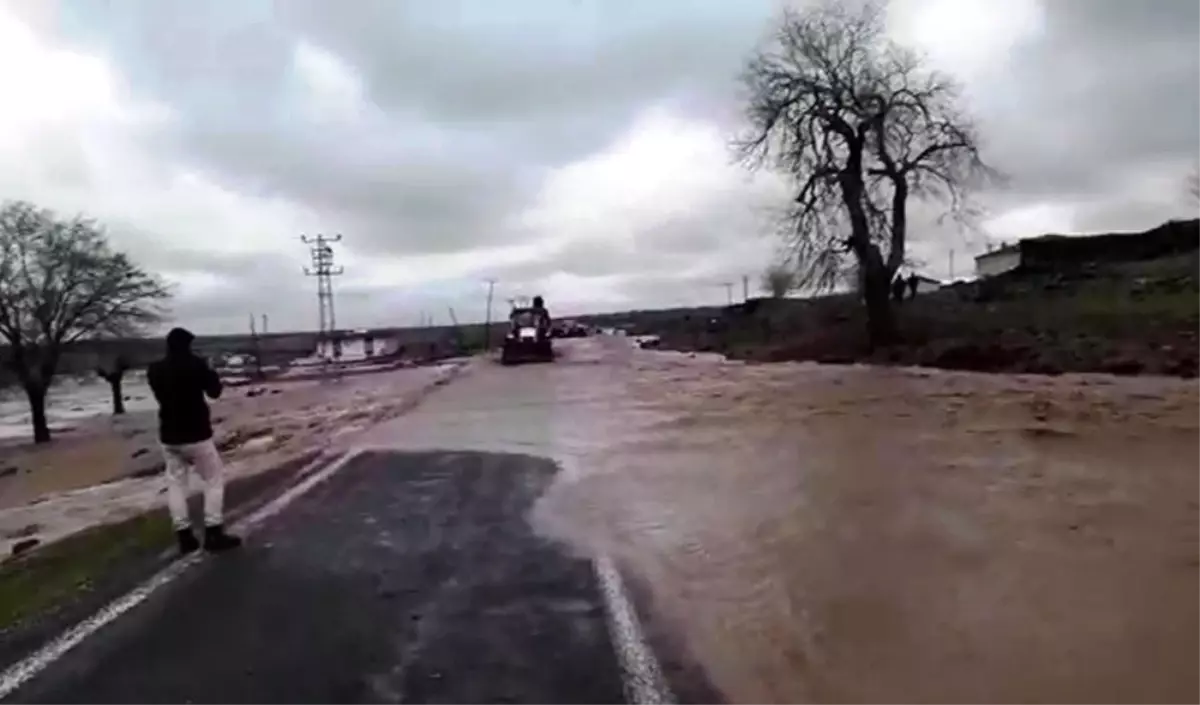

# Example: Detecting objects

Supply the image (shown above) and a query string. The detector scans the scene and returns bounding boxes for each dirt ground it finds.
[534,357,1200,703]
[0,363,463,556]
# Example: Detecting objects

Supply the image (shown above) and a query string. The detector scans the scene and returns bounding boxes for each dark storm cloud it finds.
[482,174,781,288]
[24,0,1197,332]
[271,1,768,133]
[60,0,774,261]
[169,121,537,255]
[983,0,1199,202]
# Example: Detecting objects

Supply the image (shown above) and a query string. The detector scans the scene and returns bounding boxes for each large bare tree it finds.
[735,0,995,345]
[0,201,170,443]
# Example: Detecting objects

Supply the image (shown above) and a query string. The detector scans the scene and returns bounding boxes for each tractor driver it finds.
[531,295,552,334]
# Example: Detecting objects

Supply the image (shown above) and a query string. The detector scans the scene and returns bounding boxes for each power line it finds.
[301,234,344,363]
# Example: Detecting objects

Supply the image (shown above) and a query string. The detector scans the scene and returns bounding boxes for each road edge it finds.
[0,360,475,700]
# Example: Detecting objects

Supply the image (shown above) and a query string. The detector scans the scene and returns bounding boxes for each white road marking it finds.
[595,555,675,705]
[0,359,474,699]
[553,455,674,705]
[0,448,366,700]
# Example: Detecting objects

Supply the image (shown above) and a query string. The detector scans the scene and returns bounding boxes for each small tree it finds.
[96,355,131,415]
[760,262,797,298]
[0,201,170,443]
[735,0,995,346]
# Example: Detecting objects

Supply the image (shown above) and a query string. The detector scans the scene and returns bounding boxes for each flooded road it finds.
[6,336,1195,703]
[367,336,1199,703]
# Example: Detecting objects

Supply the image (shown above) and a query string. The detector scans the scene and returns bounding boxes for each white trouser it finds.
[161,439,226,530]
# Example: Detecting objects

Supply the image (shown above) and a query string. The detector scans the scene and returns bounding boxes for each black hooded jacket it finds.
[147,327,223,445]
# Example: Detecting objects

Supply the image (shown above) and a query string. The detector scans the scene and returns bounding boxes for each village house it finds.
[974,242,1023,278]
[973,219,1199,279]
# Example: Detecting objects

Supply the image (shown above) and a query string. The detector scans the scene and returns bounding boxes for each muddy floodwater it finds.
[517,341,1199,703]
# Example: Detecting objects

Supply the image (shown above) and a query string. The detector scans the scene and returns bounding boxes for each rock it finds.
[217,431,246,452]
[5,523,40,539]
[270,389,283,395]
[11,538,39,557]
[1165,355,1198,379]
[127,464,164,480]
[131,447,149,459]
[1101,357,1144,376]
[0,465,19,479]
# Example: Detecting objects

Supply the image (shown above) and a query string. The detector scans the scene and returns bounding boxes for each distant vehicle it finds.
[501,306,554,365]
[551,319,589,339]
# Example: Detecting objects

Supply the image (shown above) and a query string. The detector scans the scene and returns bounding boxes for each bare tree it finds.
[96,355,131,415]
[760,262,797,298]
[0,201,170,443]
[735,0,996,346]
[1186,166,1199,205]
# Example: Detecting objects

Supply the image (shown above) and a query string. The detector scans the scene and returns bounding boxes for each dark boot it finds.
[203,525,243,553]
[176,528,201,555]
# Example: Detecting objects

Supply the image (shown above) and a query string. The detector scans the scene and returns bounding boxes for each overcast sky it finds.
[0,0,1196,334]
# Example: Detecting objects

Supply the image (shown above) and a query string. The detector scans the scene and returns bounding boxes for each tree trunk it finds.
[862,264,897,349]
[26,383,50,444]
[109,377,125,415]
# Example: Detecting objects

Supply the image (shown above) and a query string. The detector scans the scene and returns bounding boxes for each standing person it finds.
[147,327,242,555]
[531,295,552,337]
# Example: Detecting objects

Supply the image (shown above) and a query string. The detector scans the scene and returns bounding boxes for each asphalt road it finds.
[8,451,628,704]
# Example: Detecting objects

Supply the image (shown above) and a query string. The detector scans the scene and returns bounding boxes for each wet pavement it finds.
[9,451,627,704]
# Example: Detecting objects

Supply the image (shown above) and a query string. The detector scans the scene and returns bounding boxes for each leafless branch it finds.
[734,0,999,309]
[0,200,171,440]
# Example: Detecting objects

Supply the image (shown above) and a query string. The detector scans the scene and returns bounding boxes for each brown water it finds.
[525,344,1200,703]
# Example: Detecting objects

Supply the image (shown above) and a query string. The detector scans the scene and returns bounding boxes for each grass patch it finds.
[0,511,174,630]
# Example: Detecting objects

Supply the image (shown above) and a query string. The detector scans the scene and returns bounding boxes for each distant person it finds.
[147,327,242,555]
[531,295,552,335]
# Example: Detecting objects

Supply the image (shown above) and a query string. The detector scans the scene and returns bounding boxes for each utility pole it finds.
[301,233,344,369]
[721,282,734,306]
[742,274,749,302]
[949,249,956,281]
[261,314,268,336]
[248,313,263,380]
[483,278,497,350]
